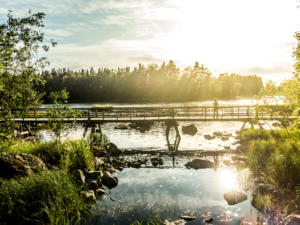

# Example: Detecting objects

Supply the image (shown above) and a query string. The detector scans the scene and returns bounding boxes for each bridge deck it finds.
[1,105,289,123]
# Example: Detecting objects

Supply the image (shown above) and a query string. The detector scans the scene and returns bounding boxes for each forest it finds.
[39,61,264,103]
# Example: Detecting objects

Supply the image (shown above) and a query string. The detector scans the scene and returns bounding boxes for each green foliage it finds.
[39,61,263,103]
[46,88,82,140]
[4,139,94,172]
[0,170,89,224]
[131,214,163,225]
[243,128,300,191]
[0,10,56,143]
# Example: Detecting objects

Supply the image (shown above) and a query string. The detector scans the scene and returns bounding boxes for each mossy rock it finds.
[0,153,48,179]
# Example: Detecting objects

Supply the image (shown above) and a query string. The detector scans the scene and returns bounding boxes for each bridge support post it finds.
[165,120,181,152]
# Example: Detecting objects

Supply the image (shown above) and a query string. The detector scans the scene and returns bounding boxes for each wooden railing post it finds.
[247,107,249,117]
[144,109,145,120]
[238,107,239,119]
[172,108,174,119]
[205,107,206,120]
[130,109,132,120]
[232,107,233,118]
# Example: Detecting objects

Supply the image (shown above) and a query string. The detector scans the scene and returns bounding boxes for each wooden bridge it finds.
[1,105,290,151]
[3,105,289,123]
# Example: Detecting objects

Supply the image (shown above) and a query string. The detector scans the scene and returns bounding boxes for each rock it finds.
[205,217,214,223]
[165,219,185,225]
[184,161,192,167]
[182,124,197,135]
[221,137,229,141]
[251,184,290,209]
[287,215,300,225]
[152,160,158,167]
[95,188,106,196]
[158,158,164,165]
[131,161,140,168]
[252,177,264,186]
[85,171,103,190]
[234,135,241,139]
[236,130,241,134]
[272,122,281,127]
[190,158,214,169]
[180,216,196,220]
[93,157,106,170]
[108,142,122,155]
[232,140,241,145]
[102,171,118,189]
[81,190,96,204]
[204,134,215,140]
[223,133,232,137]
[151,157,159,162]
[223,159,232,167]
[114,123,130,129]
[224,146,230,150]
[127,122,137,128]
[224,190,247,205]
[72,169,85,186]
[93,147,108,157]
[213,131,223,136]
[0,153,48,178]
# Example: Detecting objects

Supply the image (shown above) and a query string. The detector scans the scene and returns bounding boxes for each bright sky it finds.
[1,0,300,83]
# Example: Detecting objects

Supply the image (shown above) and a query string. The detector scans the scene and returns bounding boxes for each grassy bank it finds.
[241,128,300,207]
[0,134,109,224]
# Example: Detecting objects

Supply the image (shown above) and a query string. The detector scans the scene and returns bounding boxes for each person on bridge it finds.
[213,98,219,118]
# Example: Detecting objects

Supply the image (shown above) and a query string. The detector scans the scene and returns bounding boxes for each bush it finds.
[89,132,110,150]
[0,170,89,224]
[3,139,94,172]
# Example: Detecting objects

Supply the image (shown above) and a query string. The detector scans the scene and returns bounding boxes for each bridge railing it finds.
[0,105,291,121]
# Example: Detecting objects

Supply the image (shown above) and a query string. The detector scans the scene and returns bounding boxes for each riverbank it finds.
[240,127,300,224]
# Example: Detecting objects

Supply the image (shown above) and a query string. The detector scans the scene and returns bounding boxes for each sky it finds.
[1,0,300,83]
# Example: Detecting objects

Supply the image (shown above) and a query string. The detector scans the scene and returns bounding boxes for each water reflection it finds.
[220,169,236,189]
[86,159,258,225]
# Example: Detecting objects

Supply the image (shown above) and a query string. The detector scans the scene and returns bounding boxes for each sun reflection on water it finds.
[220,169,236,189]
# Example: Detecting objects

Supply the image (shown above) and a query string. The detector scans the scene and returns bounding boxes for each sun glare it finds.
[220,169,236,189]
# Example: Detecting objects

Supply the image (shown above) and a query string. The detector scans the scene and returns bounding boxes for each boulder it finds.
[221,137,229,141]
[182,124,197,135]
[85,171,103,190]
[93,157,106,170]
[204,134,215,140]
[127,122,137,128]
[287,215,300,225]
[151,157,159,162]
[0,153,48,178]
[189,158,214,169]
[180,216,195,220]
[165,219,185,225]
[223,133,232,137]
[213,131,223,136]
[224,146,230,150]
[114,123,130,129]
[272,122,281,127]
[93,147,108,157]
[158,158,164,165]
[251,184,290,208]
[205,217,214,223]
[81,190,96,204]
[108,143,122,155]
[72,169,85,186]
[95,188,106,196]
[224,190,247,205]
[152,160,158,167]
[102,171,118,189]
[131,161,141,168]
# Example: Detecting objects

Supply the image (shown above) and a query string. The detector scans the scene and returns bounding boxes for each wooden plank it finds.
[24,123,33,136]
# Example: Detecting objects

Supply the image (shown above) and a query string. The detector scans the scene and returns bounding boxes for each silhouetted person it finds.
[213,98,219,118]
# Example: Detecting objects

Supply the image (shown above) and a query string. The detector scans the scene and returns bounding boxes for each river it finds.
[34,100,270,224]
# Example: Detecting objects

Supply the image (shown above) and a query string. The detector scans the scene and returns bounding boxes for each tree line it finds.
[39,61,264,103]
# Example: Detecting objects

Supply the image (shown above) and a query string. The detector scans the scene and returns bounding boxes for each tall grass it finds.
[0,170,90,224]
[3,139,94,172]
[243,128,300,192]
[89,132,110,149]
